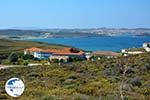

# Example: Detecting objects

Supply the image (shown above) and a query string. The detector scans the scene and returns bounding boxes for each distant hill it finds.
[0,29,41,36]
[0,28,150,39]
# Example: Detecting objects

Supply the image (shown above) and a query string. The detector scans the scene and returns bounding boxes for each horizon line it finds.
[0,27,150,30]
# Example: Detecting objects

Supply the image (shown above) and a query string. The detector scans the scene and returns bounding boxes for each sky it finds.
[0,0,150,29]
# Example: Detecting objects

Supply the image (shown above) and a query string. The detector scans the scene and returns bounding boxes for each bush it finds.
[70,48,80,53]
[8,52,18,63]
[23,61,29,65]
[103,69,112,76]
[130,77,142,87]
[1,59,10,65]
[72,94,89,100]
[28,72,40,77]
[23,54,34,60]
[0,94,8,100]
[145,64,150,71]
[42,95,61,100]
[126,67,134,74]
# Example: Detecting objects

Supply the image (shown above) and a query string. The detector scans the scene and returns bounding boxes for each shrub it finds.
[145,64,150,71]
[42,95,60,100]
[23,61,29,65]
[70,48,80,53]
[23,54,34,60]
[122,84,132,91]
[72,93,89,100]
[126,67,134,74]
[7,52,18,63]
[0,94,8,100]
[28,72,40,77]
[103,69,112,76]
[1,59,10,65]
[130,77,142,87]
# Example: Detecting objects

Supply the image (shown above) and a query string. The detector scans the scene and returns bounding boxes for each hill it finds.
[0,28,150,39]
[0,53,149,100]
[0,39,69,59]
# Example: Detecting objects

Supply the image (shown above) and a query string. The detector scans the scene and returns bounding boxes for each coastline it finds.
[23,36,150,52]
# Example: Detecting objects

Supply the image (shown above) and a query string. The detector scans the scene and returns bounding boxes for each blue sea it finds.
[29,36,150,52]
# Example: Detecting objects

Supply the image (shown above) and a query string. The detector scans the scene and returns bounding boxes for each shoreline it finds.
[1,36,149,53]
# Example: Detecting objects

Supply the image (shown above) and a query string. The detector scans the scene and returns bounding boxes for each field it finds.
[0,53,149,100]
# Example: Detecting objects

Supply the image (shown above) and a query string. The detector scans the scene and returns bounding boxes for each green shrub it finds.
[7,52,18,63]
[1,59,10,65]
[23,61,29,65]
[130,77,142,87]
[23,54,34,60]
[0,94,8,100]
[42,95,61,100]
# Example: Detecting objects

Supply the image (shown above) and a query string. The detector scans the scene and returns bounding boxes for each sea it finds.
[28,36,150,52]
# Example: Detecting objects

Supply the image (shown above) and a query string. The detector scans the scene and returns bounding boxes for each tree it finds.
[23,54,34,60]
[8,52,18,63]
[119,65,128,100]
[70,48,80,53]
[118,58,128,100]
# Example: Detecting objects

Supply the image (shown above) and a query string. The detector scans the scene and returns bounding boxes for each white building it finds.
[143,43,150,52]
[121,49,144,56]
[24,47,52,59]
[24,47,85,61]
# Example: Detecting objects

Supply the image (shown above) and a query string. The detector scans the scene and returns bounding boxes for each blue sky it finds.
[0,0,150,29]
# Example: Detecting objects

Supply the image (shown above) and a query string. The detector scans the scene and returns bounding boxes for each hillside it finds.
[0,28,150,39]
[0,53,149,100]
[0,39,69,60]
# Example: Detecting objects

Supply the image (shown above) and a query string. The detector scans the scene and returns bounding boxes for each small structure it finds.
[121,49,144,56]
[91,51,120,58]
[143,43,150,52]
[121,43,150,56]
[85,52,92,60]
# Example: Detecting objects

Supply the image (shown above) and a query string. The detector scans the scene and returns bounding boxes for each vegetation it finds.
[70,48,80,53]
[22,54,34,60]
[0,39,69,63]
[0,39,149,99]
[7,52,18,63]
[0,53,149,100]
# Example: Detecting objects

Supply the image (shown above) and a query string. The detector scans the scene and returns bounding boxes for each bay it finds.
[28,36,150,52]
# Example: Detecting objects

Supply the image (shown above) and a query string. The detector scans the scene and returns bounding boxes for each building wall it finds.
[121,49,144,56]
[34,52,52,59]
[143,43,150,52]
[49,55,69,62]
[24,50,28,55]
[24,50,52,59]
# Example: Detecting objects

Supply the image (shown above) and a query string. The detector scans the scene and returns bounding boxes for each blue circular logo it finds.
[5,77,25,97]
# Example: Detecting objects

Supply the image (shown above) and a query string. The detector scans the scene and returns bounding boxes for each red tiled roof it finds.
[52,50,84,55]
[92,51,119,56]
[25,47,42,52]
